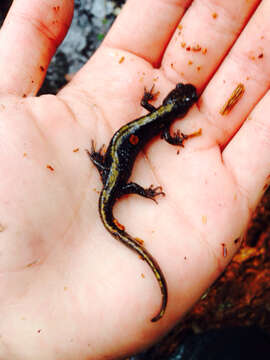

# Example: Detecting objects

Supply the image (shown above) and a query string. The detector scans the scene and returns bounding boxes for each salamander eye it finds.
[176,83,185,91]
[183,84,198,102]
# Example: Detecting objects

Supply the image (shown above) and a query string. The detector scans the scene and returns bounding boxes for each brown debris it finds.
[220,83,245,115]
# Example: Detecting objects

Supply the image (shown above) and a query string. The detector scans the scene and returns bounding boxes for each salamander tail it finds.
[101,208,168,321]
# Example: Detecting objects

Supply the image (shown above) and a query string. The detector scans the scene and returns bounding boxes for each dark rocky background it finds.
[1,1,270,359]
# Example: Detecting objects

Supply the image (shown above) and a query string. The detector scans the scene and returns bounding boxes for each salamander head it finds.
[162,83,198,111]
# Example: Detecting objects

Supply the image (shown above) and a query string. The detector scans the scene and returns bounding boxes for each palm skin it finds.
[1,0,270,359]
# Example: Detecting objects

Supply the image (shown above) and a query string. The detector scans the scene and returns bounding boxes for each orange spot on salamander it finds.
[135,237,144,246]
[129,134,139,145]
[113,218,125,231]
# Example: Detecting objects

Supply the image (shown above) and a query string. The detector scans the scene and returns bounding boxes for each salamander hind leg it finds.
[122,182,165,203]
[87,140,107,175]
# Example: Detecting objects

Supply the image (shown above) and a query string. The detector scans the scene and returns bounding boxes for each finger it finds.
[162,0,261,86]
[103,0,193,67]
[0,0,73,97]
[223,90,270,210]
[197,0,270,149]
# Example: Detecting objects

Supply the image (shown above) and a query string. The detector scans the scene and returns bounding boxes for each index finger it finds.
[0,0,73,97]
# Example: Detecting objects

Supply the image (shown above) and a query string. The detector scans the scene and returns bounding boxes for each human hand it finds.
[0,0,269,359]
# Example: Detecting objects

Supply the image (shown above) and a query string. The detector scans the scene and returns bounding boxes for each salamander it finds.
[88,83,199,322]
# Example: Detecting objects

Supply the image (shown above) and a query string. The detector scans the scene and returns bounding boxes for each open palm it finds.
[0,0,269,359]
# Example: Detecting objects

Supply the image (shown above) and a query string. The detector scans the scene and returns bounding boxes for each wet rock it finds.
[40,0,124,94]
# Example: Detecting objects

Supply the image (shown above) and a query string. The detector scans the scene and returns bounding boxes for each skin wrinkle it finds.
[55,95,78,126]
[61,87,109,134]
[161,59,190,85]
[57,195,84,251]
[219,141,249,211]
[142,142,169,185]
[223,115,270,212]
[222,153,251,218]
[89,102,112,148]
[103,42,150,68]
[251,116,270,148]
[196,102,231,147]
[161,64,188,84]
[0,206,46,274]
[25,99,86,232]
[56,178,90,251]
[8,9,68,48]
[103,44,156,71]
[56,100,110,230]
[25,100,48,144]
[160,0,192,9]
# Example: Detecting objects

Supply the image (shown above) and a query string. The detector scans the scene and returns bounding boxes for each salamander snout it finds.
[162,83,198,108]
[177,83,198,103]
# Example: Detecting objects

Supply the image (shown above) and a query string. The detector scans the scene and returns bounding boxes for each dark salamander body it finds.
[88,83,199,322]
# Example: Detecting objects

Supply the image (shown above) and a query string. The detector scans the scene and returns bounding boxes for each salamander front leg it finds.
[162,126,202,147]
[122,182,165,203]
[141,85,158,112]
[87,140,107,176]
